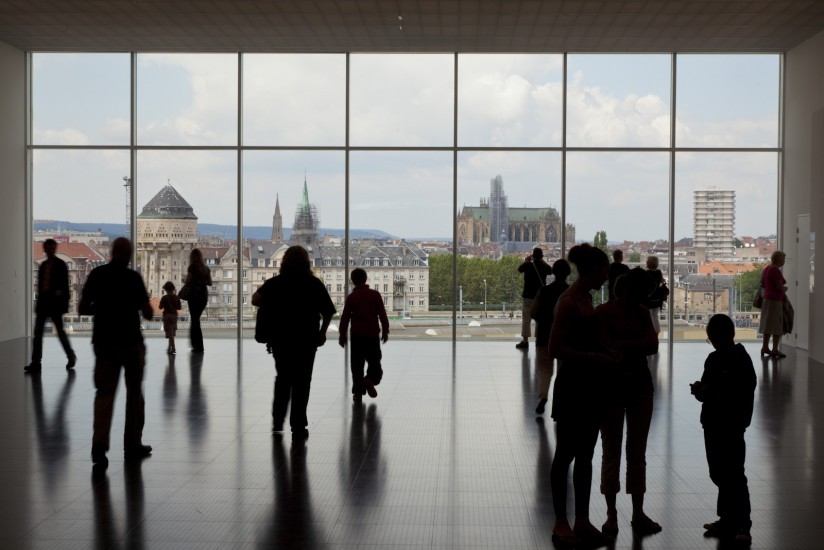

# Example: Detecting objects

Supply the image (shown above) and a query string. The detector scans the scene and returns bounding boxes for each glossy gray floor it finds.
[1,336,822,549]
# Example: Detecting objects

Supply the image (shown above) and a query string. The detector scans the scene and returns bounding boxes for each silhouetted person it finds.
[530,258,571,414]
[159,280,181,355]
[607,249,630,301]
[338,268,389,403]
[252,246,335,438]
[79,237,154,468]
[516,247,551,350]
[596,268,661,537]
[548,243,616,547]
[184,248,212,353]
[26,239,76,372]
[691,314,756,546]
[645,255,665,335]
[759,250,788,358]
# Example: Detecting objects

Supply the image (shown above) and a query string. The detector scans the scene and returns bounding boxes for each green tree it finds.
[428,253,524,312]
[593,230,609,255]
[737,264,766,312]
[629,252,641,263]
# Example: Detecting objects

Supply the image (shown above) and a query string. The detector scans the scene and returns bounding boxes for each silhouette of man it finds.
[607,249,630,301]
[516,247,551,350]
[79,237,154,467]
[26,239,76,372]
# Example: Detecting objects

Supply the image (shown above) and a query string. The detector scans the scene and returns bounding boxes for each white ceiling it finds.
[1,0,823,53]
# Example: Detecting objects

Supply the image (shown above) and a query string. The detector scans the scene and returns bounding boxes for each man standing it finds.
[25,239,76,373]
[607,249,631,301]
[79,237,154,467]
[516,247,552,350]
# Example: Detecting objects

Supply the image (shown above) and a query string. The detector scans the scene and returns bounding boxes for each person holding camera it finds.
[516,247,552,350]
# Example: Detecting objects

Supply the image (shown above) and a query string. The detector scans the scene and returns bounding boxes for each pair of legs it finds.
[600,390,658,532]
[535,347,554,414]
[31,309,75,367]
[517,298,535,347]
[92,343,147,458]
[163,313,177,354]
[550,414,602,540]
[188,300,206,352]
[761,333,784,357]
[272,346,317,434]
[704,428,752,533]
[350,335,383,399]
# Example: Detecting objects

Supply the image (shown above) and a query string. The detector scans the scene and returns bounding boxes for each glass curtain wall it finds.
[29,52,781,342]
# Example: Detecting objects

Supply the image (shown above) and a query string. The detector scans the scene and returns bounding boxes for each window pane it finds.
[33,53,130,145]
[567,54,671,148]
[243,54,345,146]
[676,55,780,148]
[33,150,130,320]
[137,54,238,146]
[136,151,237,326]
[566,151,670,305]
[350,152,451,320]
[458,54,563,147]
[242,151,345,310]
[674,152,778,340]
[350,54,454,147]
[456,152,563,327]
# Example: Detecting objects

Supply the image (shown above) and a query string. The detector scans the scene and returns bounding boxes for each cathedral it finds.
[457,175,575,248]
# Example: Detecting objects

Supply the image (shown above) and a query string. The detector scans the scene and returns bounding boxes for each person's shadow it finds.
[29,370,76,492]
[92,460,145,549]
[259,436,323,548]
[187,351,208,447]
[343,404,385,503]
[162,353,178,420]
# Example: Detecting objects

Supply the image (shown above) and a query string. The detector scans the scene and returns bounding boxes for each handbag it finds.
[753,288,763,309]
[178,283,191,301]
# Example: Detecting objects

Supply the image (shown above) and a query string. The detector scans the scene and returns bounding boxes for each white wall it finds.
[785,29,824,363]
[0,41,27,342]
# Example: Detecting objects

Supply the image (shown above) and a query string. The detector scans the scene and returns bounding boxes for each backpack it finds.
[647,282,669,309]
[254,304,274,353]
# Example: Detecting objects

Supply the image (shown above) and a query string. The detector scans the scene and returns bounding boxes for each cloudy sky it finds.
[31,52,780,242]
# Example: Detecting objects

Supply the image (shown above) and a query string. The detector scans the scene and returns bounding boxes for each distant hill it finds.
[34,220,396,242]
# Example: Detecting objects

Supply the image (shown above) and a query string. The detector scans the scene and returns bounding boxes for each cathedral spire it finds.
[272,193,283,242]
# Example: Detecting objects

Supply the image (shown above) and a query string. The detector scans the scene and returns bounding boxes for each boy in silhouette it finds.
[690,314,756,545]
[338,268,389,403]
[159,281,181,355]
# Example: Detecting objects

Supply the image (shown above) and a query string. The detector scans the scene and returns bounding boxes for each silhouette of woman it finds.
[548,243,616,547]
[185,248,212,353]
[596,268,662,537]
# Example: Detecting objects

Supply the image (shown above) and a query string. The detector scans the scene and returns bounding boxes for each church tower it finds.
[271,194,283,242]
[290,176,319,249]
[136,183,198,297]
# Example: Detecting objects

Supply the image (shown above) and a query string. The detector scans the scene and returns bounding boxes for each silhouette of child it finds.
[338,268,389,403]
[691,314,757,545]
[159,281,182,355]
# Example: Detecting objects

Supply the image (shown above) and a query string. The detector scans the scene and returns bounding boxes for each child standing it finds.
[159,281,182,355]
[690,314,757,545]
[338,268,389,403]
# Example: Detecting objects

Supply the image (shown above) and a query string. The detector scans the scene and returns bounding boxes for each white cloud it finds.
[35,128,90,146]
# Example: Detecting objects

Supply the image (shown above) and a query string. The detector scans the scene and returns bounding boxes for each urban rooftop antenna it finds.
[123,176,132,233]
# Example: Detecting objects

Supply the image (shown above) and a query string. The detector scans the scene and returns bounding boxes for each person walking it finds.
[516,247,551,350]
[530,258,571,414]
[25,239,76,372]
[184,248,211,353]
[645,256,665,334]
[338,268,390,403]
[252,246,335,438]
[79,237,154,468]
[548,243,616,547]
[159,281,181,355]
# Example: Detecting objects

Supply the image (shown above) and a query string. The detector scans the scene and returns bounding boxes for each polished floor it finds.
[1,336,822,549]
